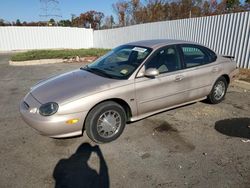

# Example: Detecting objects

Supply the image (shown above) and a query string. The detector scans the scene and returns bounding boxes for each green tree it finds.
[58,20,72,27]
[225,0,241,13]
[0,19,5,26]
[48,18,56,26]
[16,19,22,26]
[110,15,115,27]
[226,0,240,9]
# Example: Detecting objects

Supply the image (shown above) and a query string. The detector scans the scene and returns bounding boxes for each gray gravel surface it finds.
[0,53,249,188]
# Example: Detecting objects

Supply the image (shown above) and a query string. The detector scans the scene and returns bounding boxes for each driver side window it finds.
[145,46,181,74]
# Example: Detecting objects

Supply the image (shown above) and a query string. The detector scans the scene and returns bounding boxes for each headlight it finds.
[39,102,59,116]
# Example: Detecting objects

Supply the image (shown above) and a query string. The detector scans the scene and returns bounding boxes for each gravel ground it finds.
[0,53,249,188]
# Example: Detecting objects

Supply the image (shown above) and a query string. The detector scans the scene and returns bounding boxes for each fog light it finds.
[66,119,79,124]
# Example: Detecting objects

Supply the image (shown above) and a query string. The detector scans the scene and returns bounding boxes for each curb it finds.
[233,80,250,90]
[9,59,64,66]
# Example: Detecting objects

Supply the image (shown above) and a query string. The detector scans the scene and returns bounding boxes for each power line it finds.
[39,0,62,21]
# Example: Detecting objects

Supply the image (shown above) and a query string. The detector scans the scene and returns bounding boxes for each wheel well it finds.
[221,74,230,85]
[109,98,132,121]
[83,98,132,130]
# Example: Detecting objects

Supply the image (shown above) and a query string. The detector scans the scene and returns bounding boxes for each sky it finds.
[0,0,117,23]
[0,0,247,23]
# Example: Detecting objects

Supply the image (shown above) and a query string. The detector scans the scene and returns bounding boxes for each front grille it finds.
[23,101,30,109]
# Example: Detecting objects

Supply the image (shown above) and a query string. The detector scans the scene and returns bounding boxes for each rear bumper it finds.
[19,93,87,138]
[229,68,239,81]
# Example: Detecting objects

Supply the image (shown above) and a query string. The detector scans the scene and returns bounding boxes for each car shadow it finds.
[53,143,109,188]
[215,118,250,139]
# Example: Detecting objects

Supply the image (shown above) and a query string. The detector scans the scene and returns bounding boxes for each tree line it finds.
[0,0,249,29]
[0,10,105,29]
[112,0,250,27]
[0,10,104,29]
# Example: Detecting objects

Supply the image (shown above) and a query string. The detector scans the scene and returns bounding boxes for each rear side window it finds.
[204,47,217,62]
[180,45,210,68]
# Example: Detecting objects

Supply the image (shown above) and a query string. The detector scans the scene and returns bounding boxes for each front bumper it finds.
[19,93,87,138]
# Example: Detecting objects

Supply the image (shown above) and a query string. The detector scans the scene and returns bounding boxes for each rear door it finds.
[177,44,220,101]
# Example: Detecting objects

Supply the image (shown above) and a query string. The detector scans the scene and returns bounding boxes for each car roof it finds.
[125,39,197,49]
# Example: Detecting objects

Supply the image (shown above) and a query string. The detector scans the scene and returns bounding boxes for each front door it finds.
[135,45,190,116]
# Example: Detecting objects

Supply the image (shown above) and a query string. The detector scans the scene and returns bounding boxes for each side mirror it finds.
[144,68,159,78]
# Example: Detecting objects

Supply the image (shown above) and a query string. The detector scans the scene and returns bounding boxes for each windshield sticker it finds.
[132,47,147,53]
[120,69,128,75]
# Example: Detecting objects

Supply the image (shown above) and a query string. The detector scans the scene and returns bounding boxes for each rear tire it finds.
[207,77,228,104]
[85,101,126,143]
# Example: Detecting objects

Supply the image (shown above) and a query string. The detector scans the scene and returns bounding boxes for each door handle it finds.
[175,75,184,81]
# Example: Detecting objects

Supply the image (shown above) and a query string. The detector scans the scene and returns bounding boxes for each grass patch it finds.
[239,68,250,83]
[11,48,110,61]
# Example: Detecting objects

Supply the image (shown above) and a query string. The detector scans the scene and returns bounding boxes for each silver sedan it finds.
[20,39,238,143]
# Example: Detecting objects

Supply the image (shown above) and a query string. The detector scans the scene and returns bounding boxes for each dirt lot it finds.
[0,53,249,188]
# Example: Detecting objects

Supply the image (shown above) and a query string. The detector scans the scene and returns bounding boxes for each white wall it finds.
[0,27,93,51]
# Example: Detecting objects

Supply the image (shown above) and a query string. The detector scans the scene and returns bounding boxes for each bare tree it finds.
[113,1,130,26]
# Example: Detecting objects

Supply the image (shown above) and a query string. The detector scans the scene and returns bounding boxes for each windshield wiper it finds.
[80,66,114,79]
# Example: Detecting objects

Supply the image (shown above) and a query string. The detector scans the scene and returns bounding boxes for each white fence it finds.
[0,27,93,51]
[0,12,249,68]
[94,12,250,68]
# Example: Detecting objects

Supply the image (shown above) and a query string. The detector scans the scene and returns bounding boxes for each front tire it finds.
[85,101,126,143]
[207,77,228,104]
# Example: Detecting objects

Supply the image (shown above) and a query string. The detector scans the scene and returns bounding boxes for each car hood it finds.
[31,69,125,104]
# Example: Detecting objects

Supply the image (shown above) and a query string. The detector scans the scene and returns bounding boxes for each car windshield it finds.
[81,45,152,79]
